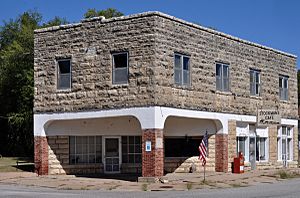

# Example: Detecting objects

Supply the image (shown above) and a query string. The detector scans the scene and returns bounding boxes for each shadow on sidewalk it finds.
[74,173,141,182]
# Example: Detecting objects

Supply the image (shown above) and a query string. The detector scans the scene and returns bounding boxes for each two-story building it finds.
[34,11,298,179]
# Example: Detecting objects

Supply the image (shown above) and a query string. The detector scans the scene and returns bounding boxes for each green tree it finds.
[84,8,124,19]
[0,11,67,157]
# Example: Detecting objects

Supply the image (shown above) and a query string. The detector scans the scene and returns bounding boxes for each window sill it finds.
[215,90,232,96]
[111,83,129,88]
[56,88,72,93]
[250,95,262,100]
[279,99,289,103]
[173,84,192,90]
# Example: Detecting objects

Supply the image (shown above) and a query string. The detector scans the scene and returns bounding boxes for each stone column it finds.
[227,120,237,171]
[34,136,49,175]
[215,133,228,172]
[268,125,278,163]
[293,126,298,164]
[141,129,164,178]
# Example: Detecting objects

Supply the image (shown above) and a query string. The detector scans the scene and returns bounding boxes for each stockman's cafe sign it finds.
[257,109,281,126]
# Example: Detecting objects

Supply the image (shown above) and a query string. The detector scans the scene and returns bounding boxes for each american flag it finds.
[199,132,208,166]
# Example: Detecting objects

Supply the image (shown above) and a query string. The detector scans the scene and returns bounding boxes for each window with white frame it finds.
[216,63,229,92]
[256,137,267,161]
[277,126,293,161]
[174,53,190,86]
[250,69,260,96]
[121,136,141,164]
[57,59,71,90]
[112,52,128,84]
[69,136,102,164]
[279,75,288,100]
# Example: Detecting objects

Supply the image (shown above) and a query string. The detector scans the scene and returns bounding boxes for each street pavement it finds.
[1,178,300,198]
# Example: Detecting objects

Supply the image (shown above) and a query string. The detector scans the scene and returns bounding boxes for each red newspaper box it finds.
[233,152,244,174]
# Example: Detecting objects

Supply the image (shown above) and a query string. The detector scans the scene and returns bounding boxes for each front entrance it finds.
[104,137,121,173]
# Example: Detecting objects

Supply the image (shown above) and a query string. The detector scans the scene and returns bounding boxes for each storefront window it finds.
[278,126,293,161]
[69,136,102,164]
[121,136,141,164]
[165,136,202,157]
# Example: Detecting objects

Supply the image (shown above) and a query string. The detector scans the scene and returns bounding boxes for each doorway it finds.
[104,137,121,173]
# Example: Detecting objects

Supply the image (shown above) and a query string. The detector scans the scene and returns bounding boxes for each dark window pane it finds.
[223,65,228,77]
[183,57,189,70]
[135,136,141,144]
[122,145,128,154]
[122,155,128,163]
[135,144,141,153]
[174,68,181,84]
[129,145,134,153]
[58,60,70,74]
[122,136,127,144]
[284,78,288,88]
[129,136,134,144]
[113,53,127,68]
[129,154,134,163]
[174,55,181,68]
[216,64,221,76]
[96,136,102,145]
[135,154,142,163]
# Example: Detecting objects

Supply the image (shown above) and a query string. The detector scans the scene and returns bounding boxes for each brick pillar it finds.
[142,129,164,177]
[215,134,228,172]
[34,136,48,175]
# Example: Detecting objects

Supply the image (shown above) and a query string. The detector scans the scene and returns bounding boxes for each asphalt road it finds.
[1,178,300,198]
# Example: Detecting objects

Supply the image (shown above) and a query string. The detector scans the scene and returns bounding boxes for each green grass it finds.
[0,157,33,172]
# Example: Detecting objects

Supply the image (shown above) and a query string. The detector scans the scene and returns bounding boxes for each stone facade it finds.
[34,12,297,120]
[215,134,228,172]
[34,12,298,177]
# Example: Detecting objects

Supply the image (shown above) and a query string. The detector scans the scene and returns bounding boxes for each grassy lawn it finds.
[0,157,34,172]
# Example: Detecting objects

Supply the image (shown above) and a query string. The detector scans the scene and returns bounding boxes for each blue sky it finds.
[1,0,299,68]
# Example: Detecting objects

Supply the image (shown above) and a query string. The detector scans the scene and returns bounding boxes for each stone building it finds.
[34,12,298,178]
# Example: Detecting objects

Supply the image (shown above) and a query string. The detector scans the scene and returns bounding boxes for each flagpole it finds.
[203,164,206,182]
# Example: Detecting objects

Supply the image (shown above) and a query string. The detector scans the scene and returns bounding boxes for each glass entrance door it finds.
[104,137,120,173]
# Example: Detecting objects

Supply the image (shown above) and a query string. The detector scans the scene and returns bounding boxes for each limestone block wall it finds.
[34,14,157,113]
[34,12,297,121]
[152,14,297,119]
[227,120,237,171]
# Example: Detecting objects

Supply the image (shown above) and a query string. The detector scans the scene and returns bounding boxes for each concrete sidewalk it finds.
[0,168,299,191]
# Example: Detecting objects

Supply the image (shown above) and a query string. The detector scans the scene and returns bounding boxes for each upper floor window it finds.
[216,63,229,92]
[112,52,128,84]
[279,75,288,100]
[57,59,71,90]
[174,53,190,86]
[250,69,261,96]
